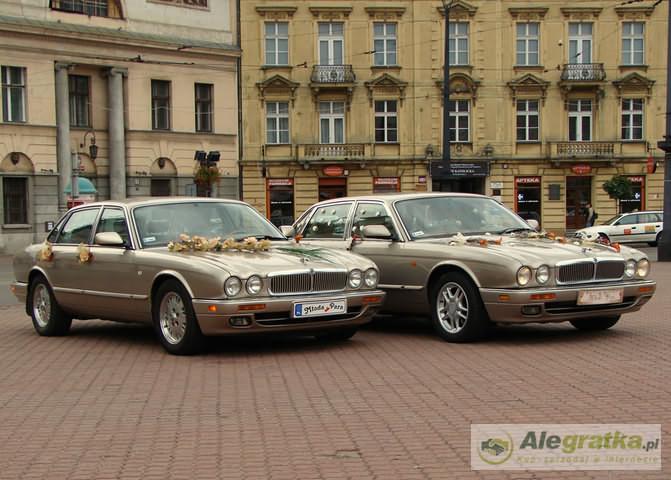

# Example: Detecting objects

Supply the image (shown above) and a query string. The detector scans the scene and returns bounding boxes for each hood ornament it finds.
[300,256,310,264]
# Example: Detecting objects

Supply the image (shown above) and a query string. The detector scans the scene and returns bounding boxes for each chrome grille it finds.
[269,270,347,295]
[595,261,625,281]
[557,262,595,284]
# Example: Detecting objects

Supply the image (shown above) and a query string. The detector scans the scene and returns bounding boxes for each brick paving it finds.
[0,265,670,479]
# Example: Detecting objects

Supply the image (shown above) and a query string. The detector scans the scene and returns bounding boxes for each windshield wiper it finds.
[235,234,286,241]
[497,227,534,235]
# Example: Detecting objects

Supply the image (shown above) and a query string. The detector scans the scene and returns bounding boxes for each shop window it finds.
[2,177,28,225]
[318,177,347,201]
[266,179,294,227]
[620,176,644,213]
[373,177,400,193]
[515,176,541,226]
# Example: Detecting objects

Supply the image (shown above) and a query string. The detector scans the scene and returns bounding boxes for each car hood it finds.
[419,235,636,267]
[154,241,369,277]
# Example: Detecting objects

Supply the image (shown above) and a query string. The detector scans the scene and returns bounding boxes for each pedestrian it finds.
[585,203,597,227]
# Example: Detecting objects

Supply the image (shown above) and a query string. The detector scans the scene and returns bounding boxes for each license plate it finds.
[293,299,347,318]
[577,288,624,306]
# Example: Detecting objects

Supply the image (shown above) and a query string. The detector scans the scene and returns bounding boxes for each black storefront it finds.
[430,161,489,194]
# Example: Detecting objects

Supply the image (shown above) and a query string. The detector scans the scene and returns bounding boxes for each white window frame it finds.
[319,101,345,144]
[318,22,344,66]
[622,22,644,66]
[516,22,539,66]
[516,99,540,142]
[266,101,290,145]
[373,23,397,66]
[621,98,644,141]
[374,100,398,143]
[448,22,469,66]
[448,100,470,143]
[568,99,592,142]
[1,66,26,123]
[568,22,593,64]
[264,22,289,66]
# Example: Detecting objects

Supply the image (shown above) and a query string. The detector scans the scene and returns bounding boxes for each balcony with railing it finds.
[560,63,606,82]
[310,65,356,84]
[297,143,367,161]
[547,141,616,162]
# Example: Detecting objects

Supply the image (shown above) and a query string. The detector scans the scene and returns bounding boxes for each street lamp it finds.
[431,0,453,186]
[81,130,97,160]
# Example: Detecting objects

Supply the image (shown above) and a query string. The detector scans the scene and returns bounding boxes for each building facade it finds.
[240,0,666,233]
[0,0,239,253]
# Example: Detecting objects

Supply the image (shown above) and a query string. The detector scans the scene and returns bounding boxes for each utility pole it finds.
[431,0,451,185]
[658,0,671,261]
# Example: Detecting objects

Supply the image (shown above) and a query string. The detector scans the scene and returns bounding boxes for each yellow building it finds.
[0,0,239,253]
[240,0,666,233]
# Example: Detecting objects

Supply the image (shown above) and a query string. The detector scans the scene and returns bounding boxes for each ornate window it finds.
[622,22,644,66]
[374,100,397,143]
[266,102,290,144]
[621,98,643,141]
[516,100,539,142]
[448,100,470,143]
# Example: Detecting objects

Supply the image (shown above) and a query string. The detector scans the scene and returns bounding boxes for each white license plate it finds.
[577,288,624,306]
[293,299,347,318]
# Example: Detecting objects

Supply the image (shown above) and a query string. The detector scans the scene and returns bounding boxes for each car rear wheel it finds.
[429,272,489,342]
[649,231,662,247]
[315,327,358,342]
[570,315,620,331]
[28,276,72,336]
[153,280,204,355]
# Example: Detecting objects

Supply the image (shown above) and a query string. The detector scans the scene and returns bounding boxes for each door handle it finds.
[631,227,637,230]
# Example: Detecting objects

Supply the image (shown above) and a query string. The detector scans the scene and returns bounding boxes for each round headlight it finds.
[536,265,550,284]
[246,275,263,295]
[636,258,650,278]
[224,276,242,297]
[348,269,363,289]
[517,266,532,286]
[624,260,636,278]
[364,268,379,288]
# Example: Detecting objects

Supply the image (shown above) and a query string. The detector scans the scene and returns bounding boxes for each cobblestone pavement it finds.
[0,264,669,480]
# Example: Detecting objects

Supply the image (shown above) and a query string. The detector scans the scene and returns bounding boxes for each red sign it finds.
[516,176,541,185]
[647,155,657,174]
[373,177,399,186]
[571,164,592,175]
[267,178,293,186]
[323,166,345,177]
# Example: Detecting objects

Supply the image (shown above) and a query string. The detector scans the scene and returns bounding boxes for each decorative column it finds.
[55,62,71,213]
[106,67,127,200]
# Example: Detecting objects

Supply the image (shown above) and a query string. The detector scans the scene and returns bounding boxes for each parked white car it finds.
[574,211,663,246]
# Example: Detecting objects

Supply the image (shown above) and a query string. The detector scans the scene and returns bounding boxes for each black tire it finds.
[429,271,490,342]
[152,279,204,355]
[315,327,358,342]
[649,231,662,247]
[570,315,621,331]
[28,276,72,336]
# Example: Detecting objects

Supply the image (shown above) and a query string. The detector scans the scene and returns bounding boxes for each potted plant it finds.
[194,164,221,196]
[602,175,633,213]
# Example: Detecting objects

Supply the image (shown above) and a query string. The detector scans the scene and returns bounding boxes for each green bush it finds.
[602,175,633,201]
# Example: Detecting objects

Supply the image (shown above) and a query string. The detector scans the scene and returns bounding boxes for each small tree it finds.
[602,175,633,213]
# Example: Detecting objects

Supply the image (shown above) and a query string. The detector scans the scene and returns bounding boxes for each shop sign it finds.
[490,181,503,189]
[418,175,427,184]
[268,178,294,186]
[447,161,490,178]
[323,166,345,177]
[374,177,399,186]
[516,177,540,184]
[647,155,657,174]
[628,176,644,184]
[571,164,592,175]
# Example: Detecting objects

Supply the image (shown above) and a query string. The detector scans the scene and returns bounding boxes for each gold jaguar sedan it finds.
[11,198,385,355]
[284,193,656,342]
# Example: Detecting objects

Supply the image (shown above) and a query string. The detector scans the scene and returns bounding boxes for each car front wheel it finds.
[28,276,72,336]
[429,272,489,342]
[153,280,204,355]
[570,315,621,331]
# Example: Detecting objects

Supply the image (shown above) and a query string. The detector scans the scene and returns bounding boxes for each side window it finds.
[351,203,398,239]
[55,208,100,244]
[616,214,639,226]
[303,203,352,239]
[95,208,129,245]
[293,209,312,236]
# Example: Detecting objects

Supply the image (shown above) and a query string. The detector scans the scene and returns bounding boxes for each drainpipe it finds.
[236,0,244,200]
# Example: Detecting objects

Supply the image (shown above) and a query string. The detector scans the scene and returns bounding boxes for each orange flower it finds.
[493,237,502,245]
[546,232,556,240]
[294,233,303,244]
[611,243,621,253]
[479,239,488,246]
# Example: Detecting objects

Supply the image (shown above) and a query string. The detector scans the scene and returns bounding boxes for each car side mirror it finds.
[361,224,393,240]
[526,219,540,231]
[95,231,126,247]
[280,225,294,237]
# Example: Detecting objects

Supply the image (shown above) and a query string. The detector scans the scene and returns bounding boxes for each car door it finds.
[298,201,353,250]
[47,206,101,315]
[88,207,149,322]
[637,212,661,243]
[609,213,640,243]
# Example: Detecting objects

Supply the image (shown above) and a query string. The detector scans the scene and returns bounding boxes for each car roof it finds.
[69,196,248,210]
[310,191,487,207]
[620,210,663,215]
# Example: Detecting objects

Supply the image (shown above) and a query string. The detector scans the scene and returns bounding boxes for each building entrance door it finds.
[318,177,347,201]
[566,176,591,230]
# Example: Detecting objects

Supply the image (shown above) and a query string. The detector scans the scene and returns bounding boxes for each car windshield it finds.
[133,202,285,248]
[602,215,621,225]
[395,196,532,239]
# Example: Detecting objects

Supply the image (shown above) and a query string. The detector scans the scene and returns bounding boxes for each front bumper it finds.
[192,290,385,335]
[480,280,656,324]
